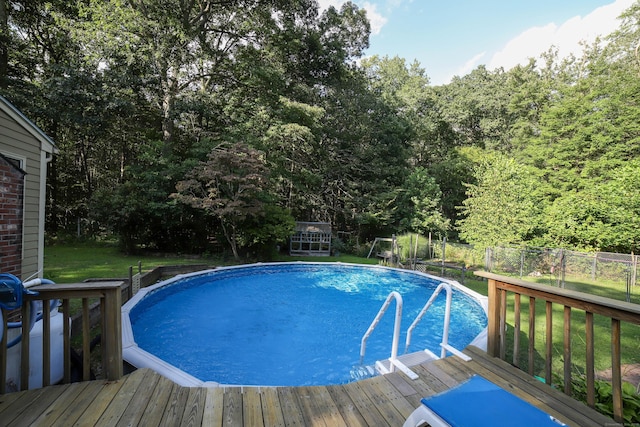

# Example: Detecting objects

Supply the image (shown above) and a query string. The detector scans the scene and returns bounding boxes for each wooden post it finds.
[486,279,500,357]
[585,312,595,408]
[102,286,123,381]
[545,301,553,385]
[611,318,623,422]
[42,300,51,387]
[20,302,31,390]
[128,266,133,301]
[1,309,7,394]
[563,306,572,396]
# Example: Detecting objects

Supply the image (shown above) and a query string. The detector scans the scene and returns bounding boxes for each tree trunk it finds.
[220,220,240,259]
[0,0,8,88]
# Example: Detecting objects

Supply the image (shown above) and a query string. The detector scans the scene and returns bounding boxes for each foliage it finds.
[458,150,543,249]
[397,167,449,235]
[173,143,294,258]
[5,0,640,257]
[564,373,640,423]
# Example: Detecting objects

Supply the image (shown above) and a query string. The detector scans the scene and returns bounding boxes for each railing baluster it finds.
[528,296,536,376]
[20,302,30,391]
[611,318,622,423]
[513,293,521,367]
[499,289,507,360]
[585,311,595,408]
[545,300,553,385]
[43,299,51,387]
[563,306,572,396]
[62,298,71,384]
[82,298,91,381]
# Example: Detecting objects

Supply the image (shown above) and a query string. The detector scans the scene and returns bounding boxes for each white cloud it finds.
[455,51,487,77]
[317,0,388,35]
[361,2,388,35]
[487,0,636,71]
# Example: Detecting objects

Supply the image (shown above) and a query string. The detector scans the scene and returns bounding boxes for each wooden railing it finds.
[476,271,640,423]
[0,281,124,394]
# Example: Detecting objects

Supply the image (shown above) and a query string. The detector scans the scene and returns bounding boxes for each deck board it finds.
[201,387,224,427]
[182,386,207,427]
[222,386,243,426]
[260,387,286,427]
[0,348,618,427]
[326,385,367,427]
[242,387,265,427]
[276,386,306,427]
[114,368,160,427]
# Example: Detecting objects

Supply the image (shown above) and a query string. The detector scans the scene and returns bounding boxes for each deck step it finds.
[375,350,439,378]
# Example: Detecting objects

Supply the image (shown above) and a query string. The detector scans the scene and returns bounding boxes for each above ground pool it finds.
[122,262,488,387]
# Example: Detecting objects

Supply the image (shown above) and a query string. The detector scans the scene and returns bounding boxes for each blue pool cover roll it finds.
[421,375,566,427]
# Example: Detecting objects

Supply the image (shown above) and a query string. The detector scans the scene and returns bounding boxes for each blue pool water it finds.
[128,263,487,386]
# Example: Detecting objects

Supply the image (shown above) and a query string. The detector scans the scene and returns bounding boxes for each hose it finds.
[0,274,56,348]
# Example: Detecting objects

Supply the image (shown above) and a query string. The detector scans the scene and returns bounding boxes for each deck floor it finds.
[0,346,616,427]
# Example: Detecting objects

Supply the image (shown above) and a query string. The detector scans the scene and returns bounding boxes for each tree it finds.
[457,150,542,249]
[173,143,293,258]
[397,167,449,236]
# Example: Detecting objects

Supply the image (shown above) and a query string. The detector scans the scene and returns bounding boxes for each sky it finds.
[318,0,637,85]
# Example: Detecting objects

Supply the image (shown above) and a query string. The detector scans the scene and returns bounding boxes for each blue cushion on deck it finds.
[421,375,565,427]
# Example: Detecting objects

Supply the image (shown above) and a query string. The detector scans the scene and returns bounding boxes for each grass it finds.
[44,242,381,283]
[44,242,212,283]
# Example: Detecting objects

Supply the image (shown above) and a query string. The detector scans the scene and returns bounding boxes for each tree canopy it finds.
[3,0,640,256]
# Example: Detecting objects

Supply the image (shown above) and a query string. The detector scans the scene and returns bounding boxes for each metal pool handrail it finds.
[360,291,403,366]
[405,282,471,361]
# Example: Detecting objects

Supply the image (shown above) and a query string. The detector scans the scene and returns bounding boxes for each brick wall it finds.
[0,155,25,277]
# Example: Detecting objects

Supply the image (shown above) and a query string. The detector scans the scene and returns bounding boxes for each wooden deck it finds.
[0,346,616,427]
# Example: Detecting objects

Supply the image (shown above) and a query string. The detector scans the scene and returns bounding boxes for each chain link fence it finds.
[486,246,638,303]
[394,235,638,303]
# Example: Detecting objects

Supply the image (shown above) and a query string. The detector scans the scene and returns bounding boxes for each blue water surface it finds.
[130,264,487,386]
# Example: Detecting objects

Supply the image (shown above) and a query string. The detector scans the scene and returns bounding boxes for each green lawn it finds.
[44,243,209,283]
[44,243,379,283]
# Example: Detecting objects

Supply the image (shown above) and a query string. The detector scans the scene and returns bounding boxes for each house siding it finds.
[0,107,46,279]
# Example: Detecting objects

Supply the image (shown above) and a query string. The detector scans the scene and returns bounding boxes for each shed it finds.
[0,96,57,280]
[289,222,332,256]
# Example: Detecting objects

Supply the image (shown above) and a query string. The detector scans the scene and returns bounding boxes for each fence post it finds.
[519,249,525,278]
[561,249,566,288]
[485,247,491,272]
[441,237,446,276]
[632,252,637,288]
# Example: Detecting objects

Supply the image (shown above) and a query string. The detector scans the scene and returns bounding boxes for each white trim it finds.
[37,150,52,275]
[0,95,58,154]
[0,150,27,172]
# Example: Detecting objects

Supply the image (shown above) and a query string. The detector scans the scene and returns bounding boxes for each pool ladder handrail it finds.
[359,291,418,380]
[405,282,471,361]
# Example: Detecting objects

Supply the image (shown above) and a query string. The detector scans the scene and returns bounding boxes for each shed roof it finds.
[294,221,331,233]
[0,95,58,154]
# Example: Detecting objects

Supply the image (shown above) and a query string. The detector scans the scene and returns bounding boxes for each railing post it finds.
[486,278,500,357]
[102,286,123,381]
